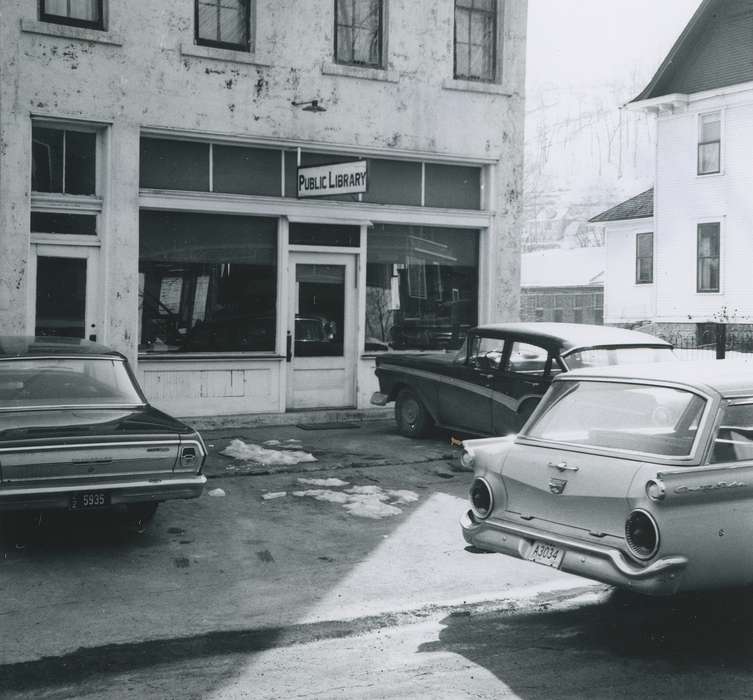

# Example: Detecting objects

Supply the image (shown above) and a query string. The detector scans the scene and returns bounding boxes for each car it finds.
[370,322,676,438]
[459,360,753,596]
[0,336,206,528]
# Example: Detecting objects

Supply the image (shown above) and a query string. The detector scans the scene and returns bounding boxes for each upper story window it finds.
[40,0,104,30]
[697,222,720,293]
[196,0,251,51]
[32,125,96,195]
[335,0,384,68]
[698,112,721,175]
[635,232,653,284]
[454,0,497,82]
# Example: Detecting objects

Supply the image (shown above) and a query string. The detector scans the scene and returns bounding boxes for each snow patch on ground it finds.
[291,482,419,519]
[261,491,287,500]
[208,488,226,497]
[220,439,317,465]
[297,477,350,487]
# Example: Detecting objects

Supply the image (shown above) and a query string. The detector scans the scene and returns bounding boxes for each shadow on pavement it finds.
[419,586,753,699]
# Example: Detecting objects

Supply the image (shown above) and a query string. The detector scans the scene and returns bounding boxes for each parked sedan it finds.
[0,336,206,527]
[461,360,753,595]
[371,322,675,438]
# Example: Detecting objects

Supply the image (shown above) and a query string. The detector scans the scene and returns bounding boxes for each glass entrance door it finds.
[287,252,356,409]
[31,245,99,341]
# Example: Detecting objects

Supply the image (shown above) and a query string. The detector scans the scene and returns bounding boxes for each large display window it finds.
[365,225,479,351]
[138,211,277,354]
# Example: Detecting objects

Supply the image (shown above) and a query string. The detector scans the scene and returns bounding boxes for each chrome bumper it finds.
[0,475,207,512]
[370,391,390,406]
[461,510,688,596]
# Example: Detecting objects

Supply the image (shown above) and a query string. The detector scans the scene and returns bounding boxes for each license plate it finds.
[527,541,565,569]
[70,491,111,511]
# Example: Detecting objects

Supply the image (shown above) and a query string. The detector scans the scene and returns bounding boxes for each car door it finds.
[436,333,503,434]
[492,339,561,434]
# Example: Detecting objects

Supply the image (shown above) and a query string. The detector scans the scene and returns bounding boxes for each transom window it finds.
[40,0,104,30]
[335,0,384,68]
[195,0,251,51]
[454,0,497,82]
[698,112,721,175]
[697,222,720,293]
[636,232,653,284]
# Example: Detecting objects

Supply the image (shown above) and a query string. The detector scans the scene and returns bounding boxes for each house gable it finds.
[635,0,753,101]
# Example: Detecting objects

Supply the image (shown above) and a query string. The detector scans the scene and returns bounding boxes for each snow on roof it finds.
[521,247,605,289]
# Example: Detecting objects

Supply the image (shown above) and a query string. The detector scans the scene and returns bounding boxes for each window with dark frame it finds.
[698,112,721,175]
[196,0,250,51]
[697,222,720,293]
[454,0,497,82]
[635,232,653,284]
[40,0,104,30]
[32,125,96,196]
[335,0,383,68]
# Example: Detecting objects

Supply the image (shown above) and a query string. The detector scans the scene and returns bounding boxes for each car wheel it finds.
[124,502,159,532]
[395,388,431,438]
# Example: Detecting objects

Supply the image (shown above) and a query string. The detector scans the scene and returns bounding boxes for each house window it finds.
[454,0,497,82]
[32,125,96,195]
[40,0,104,30]
[698,112,721,175]
[635,232,653,284]
[335,0,383,68]
[196,0,250,51]
[697,223,720,293]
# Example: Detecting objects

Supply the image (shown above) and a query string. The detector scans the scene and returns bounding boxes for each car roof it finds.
[560,360,753,398]
[0,336,124,359]
[470,322,672,352]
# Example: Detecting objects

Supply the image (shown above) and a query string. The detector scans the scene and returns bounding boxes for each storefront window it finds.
[365,225,478,351]
[139,211,277,354]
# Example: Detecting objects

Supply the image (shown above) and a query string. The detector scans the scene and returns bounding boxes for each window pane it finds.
[711,404,753,463]
[213,145,282,196]
[35,257,87,338]
[65,130,96,195]
[336,26,354,63]
[219,4,246,45]
[698,142,720,173]
[455,9,470,45]
[425,163,481,209]
[31,212,97,235]
[197,3,218,40]
[700,114,721,142]
[362,159,421,206]
[295,265,345,357]
[698,223,720,255]
[289,223,359,247]
[353,27,379,65]
[508,341,551,376]
[637,257,652,283]
[140,138,210,191]
[139,211,277,353]
[365,225,478,351]
[32,127,64,193]
[70,0,99,21]
[636,233,653,257]
[336,0,381,66]
[43,0,100,22]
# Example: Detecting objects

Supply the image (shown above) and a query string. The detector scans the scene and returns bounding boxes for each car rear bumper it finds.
[370,391,390,406]
[0,475,207,512]
[461,509,688,596]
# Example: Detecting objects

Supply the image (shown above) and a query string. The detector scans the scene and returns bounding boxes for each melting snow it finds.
[292,482,419,519]
[220,439,317,466]
[208,488,226,497]
[298,477,350,487]
[261,491,287,500]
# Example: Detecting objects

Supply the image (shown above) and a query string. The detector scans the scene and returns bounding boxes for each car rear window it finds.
[0,358,143,409]
[523,380,706,457]
[564,346,676,370]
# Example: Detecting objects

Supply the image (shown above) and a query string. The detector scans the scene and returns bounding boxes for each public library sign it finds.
[297,160,368,198]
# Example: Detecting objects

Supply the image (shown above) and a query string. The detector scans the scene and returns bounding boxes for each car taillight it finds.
[625,509,659,560]
[470,477,493,519]
[460,449,475,470]
[645,479,666,502]
[180,446,198,468]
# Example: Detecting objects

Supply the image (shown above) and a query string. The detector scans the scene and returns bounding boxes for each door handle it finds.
[547,461,579,472]
[286,331,292,362]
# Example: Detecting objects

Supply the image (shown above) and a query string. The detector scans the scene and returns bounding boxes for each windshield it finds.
[0,358,144,409]
[563,346,676,370]
[523,380,706,458]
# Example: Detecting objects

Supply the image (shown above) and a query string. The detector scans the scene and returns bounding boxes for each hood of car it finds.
[0,405,192,445]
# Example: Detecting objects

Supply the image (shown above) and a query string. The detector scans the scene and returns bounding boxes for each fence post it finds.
[716,323,726,360]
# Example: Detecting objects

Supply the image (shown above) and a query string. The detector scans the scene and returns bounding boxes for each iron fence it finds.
[652,323,753,360]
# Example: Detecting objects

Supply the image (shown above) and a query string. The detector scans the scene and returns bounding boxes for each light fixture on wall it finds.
[291,99,327,113]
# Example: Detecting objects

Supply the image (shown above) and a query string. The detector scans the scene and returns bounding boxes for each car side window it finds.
[505,341,559,377]
[468,335,505,371]
[710,403,753,463]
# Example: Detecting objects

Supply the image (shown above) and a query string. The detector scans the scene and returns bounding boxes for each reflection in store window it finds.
[138,211,277,353]
[366,225,478,351]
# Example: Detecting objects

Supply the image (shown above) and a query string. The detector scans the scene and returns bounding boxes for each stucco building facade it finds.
[0,0,527,418]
